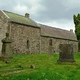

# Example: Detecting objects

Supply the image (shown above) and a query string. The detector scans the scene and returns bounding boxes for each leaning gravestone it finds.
[57,44,75,62]
[1,33,13,60]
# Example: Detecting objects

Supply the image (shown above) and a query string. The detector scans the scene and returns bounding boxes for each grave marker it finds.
[1,33,13,60]
[57,44,75,62]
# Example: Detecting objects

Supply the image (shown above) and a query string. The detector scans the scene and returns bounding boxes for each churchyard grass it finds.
[0,53,80,80]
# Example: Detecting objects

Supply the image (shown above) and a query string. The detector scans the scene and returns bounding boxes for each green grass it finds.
[0,53,80,80]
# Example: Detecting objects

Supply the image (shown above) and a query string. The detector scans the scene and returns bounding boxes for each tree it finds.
[73,14,80,50]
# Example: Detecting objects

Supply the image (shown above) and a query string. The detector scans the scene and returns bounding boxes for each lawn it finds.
[0,53,80,80]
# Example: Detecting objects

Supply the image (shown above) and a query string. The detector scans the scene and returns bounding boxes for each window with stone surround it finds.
[49,39,52,46]
[27,40,29,49]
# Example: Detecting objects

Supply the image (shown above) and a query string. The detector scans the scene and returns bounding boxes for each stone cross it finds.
[57,44,75,62]
[1,33,13,60]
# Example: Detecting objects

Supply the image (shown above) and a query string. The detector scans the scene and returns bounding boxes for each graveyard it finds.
[0,10,80,80]
[0,33,80,80]
[0,53,80,80]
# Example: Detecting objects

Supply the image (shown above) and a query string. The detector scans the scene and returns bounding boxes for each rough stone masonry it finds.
[57,44,75,62]
[1,33,13,59]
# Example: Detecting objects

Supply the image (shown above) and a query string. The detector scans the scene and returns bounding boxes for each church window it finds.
[49,39,52,46]
[27,40,29,49]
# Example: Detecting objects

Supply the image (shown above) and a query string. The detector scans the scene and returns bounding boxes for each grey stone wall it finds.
[41,36,78,54]
[0,11,9,56]
[0,10,78,55]
[41,37,62,53]
[68,41,78,52]
[8,23,40,54]
[41,37,49,53]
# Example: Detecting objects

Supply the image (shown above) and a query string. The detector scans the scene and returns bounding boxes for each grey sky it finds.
[0,0,80,31]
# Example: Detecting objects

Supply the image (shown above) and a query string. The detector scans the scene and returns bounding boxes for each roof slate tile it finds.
[3,10,39,27]
[40,24,77,41]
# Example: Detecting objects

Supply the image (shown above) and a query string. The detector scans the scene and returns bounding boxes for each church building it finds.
[0,10,78,55]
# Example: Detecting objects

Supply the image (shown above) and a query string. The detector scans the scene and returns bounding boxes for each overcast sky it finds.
[0,0,80,31]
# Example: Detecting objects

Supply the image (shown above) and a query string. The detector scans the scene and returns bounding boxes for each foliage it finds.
[73,14,80,50]
[0,53,80,80]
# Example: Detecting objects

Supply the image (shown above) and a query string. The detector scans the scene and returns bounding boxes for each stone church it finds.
[0,10,78,55]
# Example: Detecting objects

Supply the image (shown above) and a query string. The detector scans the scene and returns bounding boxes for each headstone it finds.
[57,44,75,62]
[1,33,13,60]
[48,46,54,55]
[48,39,54,55]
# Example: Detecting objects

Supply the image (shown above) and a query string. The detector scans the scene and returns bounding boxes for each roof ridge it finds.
[40,24,71,33]
[3,10,25,17]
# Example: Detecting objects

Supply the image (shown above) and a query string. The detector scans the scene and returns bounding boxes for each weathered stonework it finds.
[57,44,75,62]
[1,33,13,59]
[0,10,78,55]
[0,11,9,56]
[41,36,78,54]
[8,23,40,54]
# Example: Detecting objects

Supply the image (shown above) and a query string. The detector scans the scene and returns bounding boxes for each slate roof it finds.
[40,24,77,41]
[3,10,39,27]
[1,10,77,41]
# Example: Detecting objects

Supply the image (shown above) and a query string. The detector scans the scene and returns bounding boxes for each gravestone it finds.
[48,39,54,55]
[57,44,75,62]
[1,33,13,60]
[48,46,54,55]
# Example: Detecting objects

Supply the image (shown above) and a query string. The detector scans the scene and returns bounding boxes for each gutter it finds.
[10,20,41,29]
[41,35,78,42]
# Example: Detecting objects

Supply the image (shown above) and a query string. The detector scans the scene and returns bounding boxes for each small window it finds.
[49,39,52,46]
[27,40,29,49]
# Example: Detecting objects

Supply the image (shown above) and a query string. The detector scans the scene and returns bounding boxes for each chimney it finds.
[25,13,29,18]
[70,29,73,32]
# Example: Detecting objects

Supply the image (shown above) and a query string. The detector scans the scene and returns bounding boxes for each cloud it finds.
[38,19,75,31]
[62,0,80,10]
[32,0,80,22]
[0,0,17,10]
[13,0,45,16]
[13,4,28,14]
[0,0,80,31]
